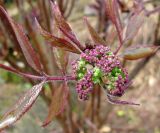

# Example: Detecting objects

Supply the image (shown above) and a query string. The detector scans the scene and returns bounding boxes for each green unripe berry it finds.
[78,59,86,68]
[121,72,125,79]
[82,67,87,72]
[115,73,120,77]
[107,51,113,56]
[92,67,102,84]
[114,77,118,81]
[111,67,118,76]
[92,76,101,84]
[117,69,122,73]
[77,73,84,80]
[93,67,102,77]
[107,84,114,90]
[110,77,115,82]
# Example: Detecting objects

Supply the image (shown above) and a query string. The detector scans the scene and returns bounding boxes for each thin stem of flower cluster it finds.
[21,72,75,81]
[46,75,76,81]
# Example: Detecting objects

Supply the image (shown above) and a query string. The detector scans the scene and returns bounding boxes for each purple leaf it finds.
[51,1,84,51]
[0,81,46,131]
[13,22,43,73]
[107,94,140,106]
[0,6,43,73]
[121,45,159,60]
[124,10,146,42]
[42,81,69,127]
[101,83,139,105]
[105,0,123,44]
[35,19,81,54]
[84,17,107,45]
[0,6,21,51]
[53,48,69,72]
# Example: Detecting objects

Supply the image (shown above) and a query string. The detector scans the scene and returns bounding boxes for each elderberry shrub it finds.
[72,45,129,100]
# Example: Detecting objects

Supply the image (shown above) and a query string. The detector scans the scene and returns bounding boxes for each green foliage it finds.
[0,69,23,84]
[4,0,13,4]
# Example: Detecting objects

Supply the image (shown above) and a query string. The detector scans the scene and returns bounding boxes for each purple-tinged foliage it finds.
[0,80,46,131]
[51,1,84,51]
[124,9,146,43]
[35,18,81,54]
[84,17,107,45]
[42,81,69,127]
[0,0,159,131]
[0,6,43,73]
[120,45,160,60]
[105,0,123,46]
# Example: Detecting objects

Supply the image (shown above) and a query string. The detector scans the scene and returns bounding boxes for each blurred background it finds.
[0,0,160,133]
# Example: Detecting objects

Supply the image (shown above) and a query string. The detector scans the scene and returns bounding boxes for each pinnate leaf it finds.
[35,19,80,54]
[13,22,43,73]
[0,6,21,51]
[107,94,140,106]
[51,1,84,51]
[106,0,122,27]
[105,0,123,43]
[42,81,69,127]
[0,6,43,73]
[121,45,159,60]
[84,17,107,45]
[53,48,69,71]
[124,10,146,42]
[0,81,46,131]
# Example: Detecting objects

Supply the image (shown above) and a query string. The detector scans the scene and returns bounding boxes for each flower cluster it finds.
[102,67,129,96]
[76,71,93,100]
[72,45,129,100]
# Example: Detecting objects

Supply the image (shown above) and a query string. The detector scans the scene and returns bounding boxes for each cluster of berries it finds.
[72,45,129,100]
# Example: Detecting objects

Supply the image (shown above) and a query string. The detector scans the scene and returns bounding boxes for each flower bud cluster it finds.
[102,67,129,96]
[76,71,93,100]
[72,45,129,100]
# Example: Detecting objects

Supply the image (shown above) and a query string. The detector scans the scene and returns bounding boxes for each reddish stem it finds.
[114,42,123,55]
[46,75,76,81]
[114,22,124,54]
[25,74,75,81]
